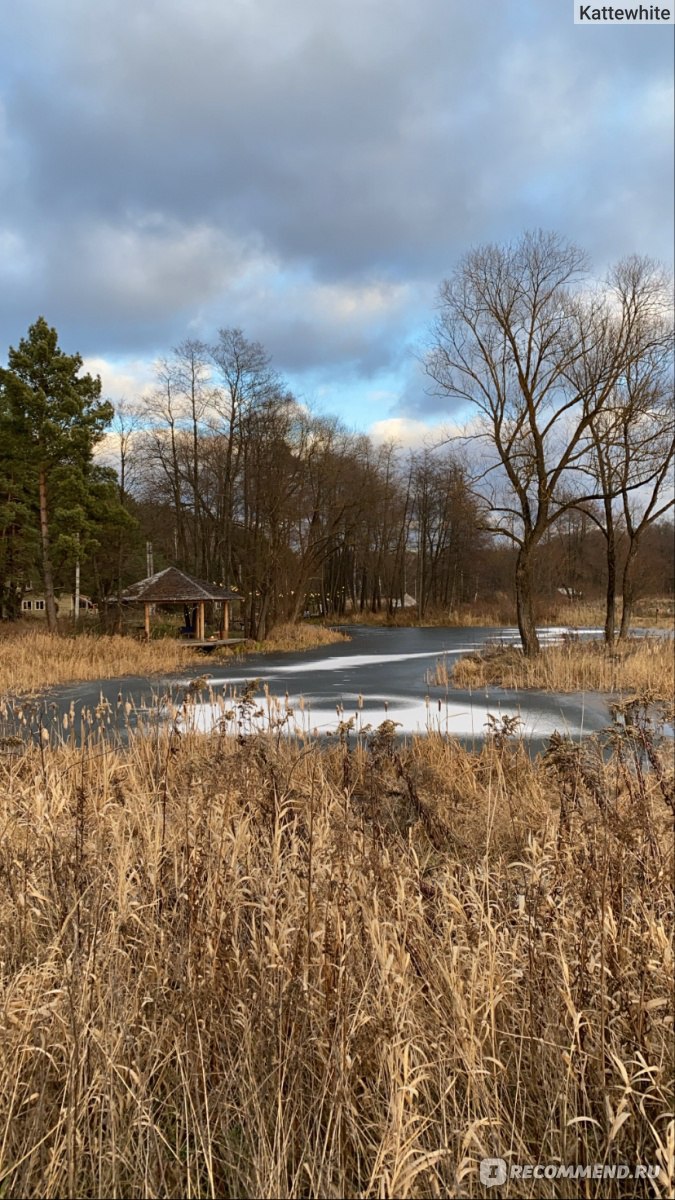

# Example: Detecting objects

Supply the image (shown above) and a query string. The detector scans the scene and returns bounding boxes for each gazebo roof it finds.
[122,567,239,604]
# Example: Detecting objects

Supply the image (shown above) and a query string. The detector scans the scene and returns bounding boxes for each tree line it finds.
[120,338,488,639]
[1,232,673,651]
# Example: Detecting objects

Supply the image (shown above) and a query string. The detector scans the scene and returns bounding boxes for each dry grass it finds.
[243,622,349,654]
[0,705,672,1198]
[549,597,674,631]
[0,624,350,699]
[0,629,206,697]
[328,598,516,628]
[331,595,675,632]
[436,637,674,699]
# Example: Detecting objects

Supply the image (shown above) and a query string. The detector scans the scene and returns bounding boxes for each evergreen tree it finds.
[0,317,114,630]
[0,397,38,619]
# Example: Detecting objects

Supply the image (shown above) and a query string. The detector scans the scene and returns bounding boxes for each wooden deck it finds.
[179,636,248,650]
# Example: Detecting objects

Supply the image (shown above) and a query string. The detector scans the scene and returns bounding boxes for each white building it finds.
[21,593,97,617]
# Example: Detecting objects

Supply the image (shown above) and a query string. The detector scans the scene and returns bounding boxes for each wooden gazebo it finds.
[122,567,240,642]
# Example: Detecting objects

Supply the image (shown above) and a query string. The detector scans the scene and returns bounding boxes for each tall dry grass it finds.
[0,630,206,696]
[331,595,675,632]
[436,637,674,699]
[242,622,349,654]
[555,597,674,631]
[328,597,517,628]
[0,624,349,698]
[0,705,672,1198]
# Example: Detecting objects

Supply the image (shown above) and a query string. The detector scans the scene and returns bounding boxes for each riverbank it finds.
[327,595,675,631]
[0,718,671,1198]
[436,635,674,699]
[0,623,349,697]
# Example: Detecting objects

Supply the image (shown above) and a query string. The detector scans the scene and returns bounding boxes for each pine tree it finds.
[0,318,114,631]
[0,397,38,619]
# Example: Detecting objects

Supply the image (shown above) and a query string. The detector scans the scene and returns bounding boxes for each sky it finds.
[0,0,672,443]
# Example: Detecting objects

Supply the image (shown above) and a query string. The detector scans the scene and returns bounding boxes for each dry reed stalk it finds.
[328,597,675,632]
[440,637,674,699]
[0,630,206,696]
[0,711,672,1198]
[0,625,350,698]
[245,623,350,654]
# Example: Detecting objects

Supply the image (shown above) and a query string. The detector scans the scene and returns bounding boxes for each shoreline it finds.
[0,622,349,701]
[1,621,671,708]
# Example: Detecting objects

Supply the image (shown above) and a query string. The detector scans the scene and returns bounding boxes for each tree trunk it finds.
[255,590,270,641]
[515,545,539,657]
[219,601,230,639]
[619,540,639,640]
[116,535,125,633]
[604,529,617,647]
[38,467,58,633]
[8,582,21,621]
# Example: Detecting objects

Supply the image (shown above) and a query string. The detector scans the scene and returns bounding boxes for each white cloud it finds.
[81,355,158,403]
[369,417,441,447]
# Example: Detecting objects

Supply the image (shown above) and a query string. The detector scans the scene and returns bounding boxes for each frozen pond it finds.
[1,624,617,752]
[172,624,611,746]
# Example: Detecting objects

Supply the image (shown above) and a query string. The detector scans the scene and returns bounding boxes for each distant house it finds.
[391,593,418,609]
[21,593,98,617]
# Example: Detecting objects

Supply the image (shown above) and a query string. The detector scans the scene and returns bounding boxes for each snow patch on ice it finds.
[174,692,577,741]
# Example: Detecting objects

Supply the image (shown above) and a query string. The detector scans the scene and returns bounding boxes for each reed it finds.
[327,595,675,632]
[437,636,674,699]
[0,705,672,1198]
[0,629,205,696]
[0,624,349,697]
[241,622,349,654]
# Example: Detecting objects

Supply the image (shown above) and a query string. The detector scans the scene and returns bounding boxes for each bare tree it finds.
[209,328,280,585]
[110,399,142,628]
[140,359,191,564]
[427,231,666,655]
[173,339,211,575]
[412,449,478,617]
[615,348,673,637]
[576,259,673,641]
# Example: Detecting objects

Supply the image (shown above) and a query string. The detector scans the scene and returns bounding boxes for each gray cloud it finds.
[0,0,671,413]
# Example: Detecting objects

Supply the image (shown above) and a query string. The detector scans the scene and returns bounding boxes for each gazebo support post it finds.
[197,600,206,640]
[144,603,151,641]
[219,601,229,640]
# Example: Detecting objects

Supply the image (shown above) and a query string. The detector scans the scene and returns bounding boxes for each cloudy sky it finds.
[1,0,672,440]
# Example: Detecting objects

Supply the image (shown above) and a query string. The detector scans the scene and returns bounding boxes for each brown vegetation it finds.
[0,629,204,697]
[0,706,672,1198]
[434,636,674,698]
[544,596,675,632]
[0,624,348,698]
[333,595,517,628]
[242,621,350,655]
[333,596,675,632]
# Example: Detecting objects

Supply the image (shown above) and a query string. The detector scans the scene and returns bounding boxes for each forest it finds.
[1,234,673,647]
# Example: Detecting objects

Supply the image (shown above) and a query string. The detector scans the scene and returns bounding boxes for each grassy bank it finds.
[0,623,348,697]
[433,636,674,699]
[0,629,204,696]
[334,603,515,628]
[330,595,675,631]
[550,596,674,631]
[0,711,672,1198]
[239,621,350,655]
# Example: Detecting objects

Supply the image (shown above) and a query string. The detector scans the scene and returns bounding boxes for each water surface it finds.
[1,624,615,752]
